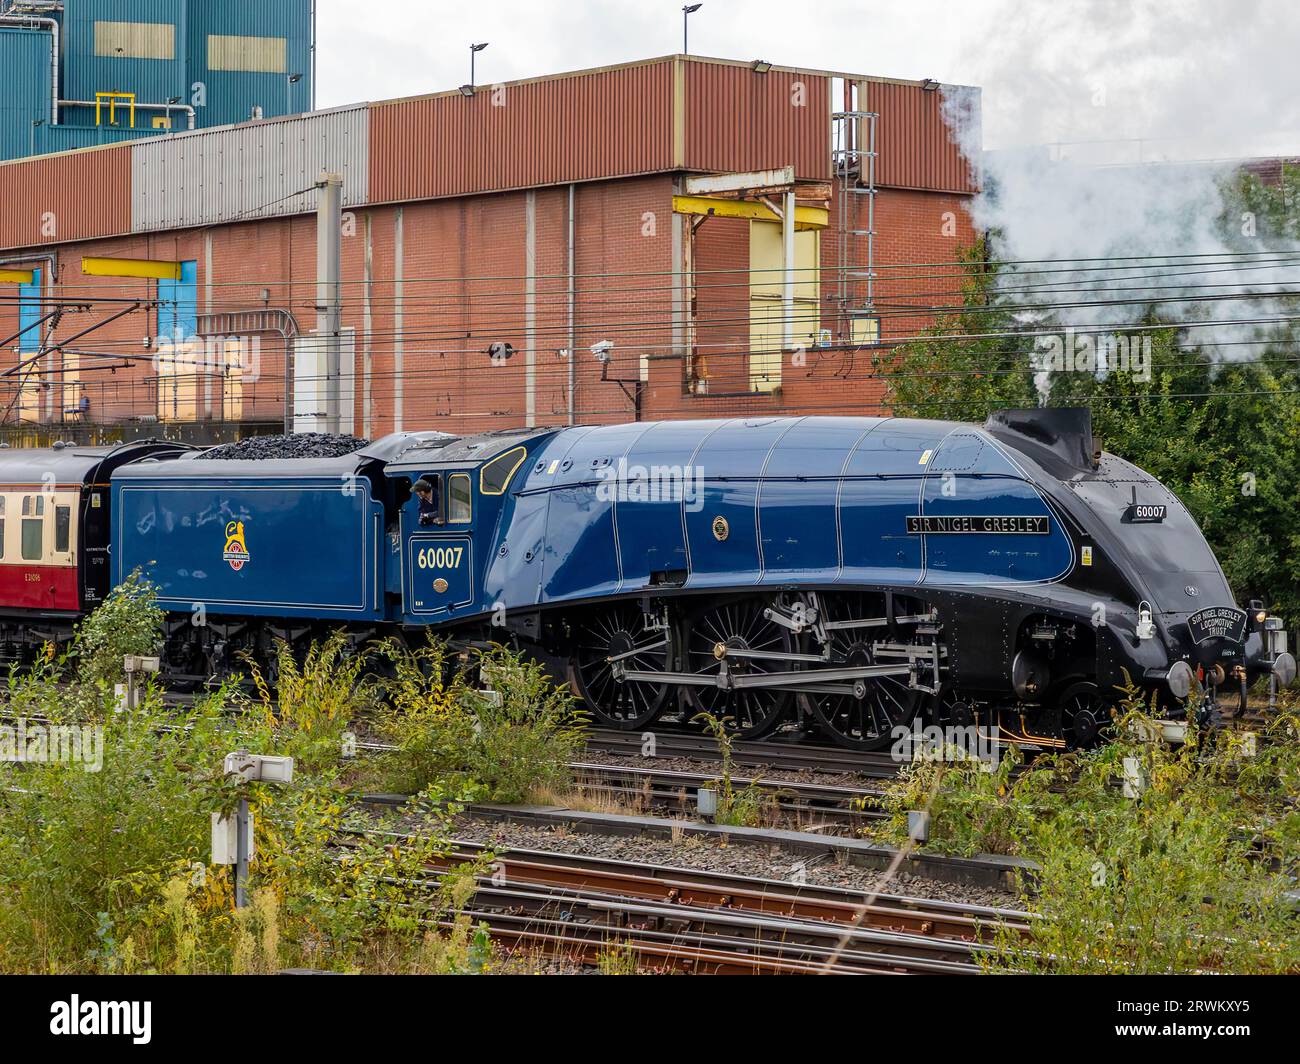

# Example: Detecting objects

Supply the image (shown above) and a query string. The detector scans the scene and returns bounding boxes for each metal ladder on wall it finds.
[831,102,879,345]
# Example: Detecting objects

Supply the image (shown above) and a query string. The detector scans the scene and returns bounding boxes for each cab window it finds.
[413,475,442,527]
[448,474,472,523]
[480,446,527,495]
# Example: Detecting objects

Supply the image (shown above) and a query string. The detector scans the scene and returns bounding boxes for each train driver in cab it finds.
[413,477,441,526]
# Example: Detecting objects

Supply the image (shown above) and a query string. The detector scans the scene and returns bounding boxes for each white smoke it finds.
[938,0,1300,397]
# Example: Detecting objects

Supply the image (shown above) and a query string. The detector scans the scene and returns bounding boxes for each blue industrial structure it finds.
[0,0,313,161]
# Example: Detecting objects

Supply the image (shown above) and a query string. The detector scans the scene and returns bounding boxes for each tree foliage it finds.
[878,168,1300,621]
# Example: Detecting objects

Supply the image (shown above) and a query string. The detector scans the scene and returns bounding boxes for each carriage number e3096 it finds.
[416,545,464,570]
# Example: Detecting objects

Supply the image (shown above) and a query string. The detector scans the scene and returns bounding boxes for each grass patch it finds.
[866,681,1300,974]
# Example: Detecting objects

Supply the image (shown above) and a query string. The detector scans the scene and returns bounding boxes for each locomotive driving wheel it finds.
[569,604,673,729]
[1058,681,1111,749]
[799,592,925,750]
[683,597,793,738]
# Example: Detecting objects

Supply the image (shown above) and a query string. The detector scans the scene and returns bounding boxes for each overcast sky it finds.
[316,0,1300,161]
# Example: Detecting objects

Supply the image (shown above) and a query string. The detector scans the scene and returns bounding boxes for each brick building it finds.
[0,54,980,443]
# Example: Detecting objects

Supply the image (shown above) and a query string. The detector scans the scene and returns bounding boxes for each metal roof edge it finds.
[127,102,372,149]
[364,53,980,109]
[0,138,132,171]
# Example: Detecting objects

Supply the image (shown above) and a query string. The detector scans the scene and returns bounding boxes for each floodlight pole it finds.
[315,172,343,433]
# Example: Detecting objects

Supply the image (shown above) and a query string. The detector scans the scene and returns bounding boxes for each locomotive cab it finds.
[401,467,476,614]
[385,429,550,622]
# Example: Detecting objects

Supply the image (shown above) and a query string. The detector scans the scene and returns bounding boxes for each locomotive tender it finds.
[1,408,1292,748]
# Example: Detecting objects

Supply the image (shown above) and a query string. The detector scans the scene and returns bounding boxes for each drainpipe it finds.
[0,252,56,273]
[1,252,57,296]
[58,99,197,130]
[567,182,576,426]
[782,188,796,351]
[310,0,318,111]
[0,14,59,125]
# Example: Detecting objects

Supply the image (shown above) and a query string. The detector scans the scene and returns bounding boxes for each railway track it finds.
[583,725,908,778]
[353,830,1031,974]
[565,759,885,829]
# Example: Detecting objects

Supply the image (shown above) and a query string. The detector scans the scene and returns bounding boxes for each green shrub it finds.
[0,588,489,974]
[864,682,1300,973]
[367,635,476,795]
[692,710,782,827]
[71,568,163,687]
[370,640,587,803]
[243,630,379,773]
[984,727,1300,974]
[864,742,1051,857]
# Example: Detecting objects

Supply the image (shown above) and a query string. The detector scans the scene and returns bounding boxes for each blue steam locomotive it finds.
[88,407,1291,749]
[0,409,1283,747]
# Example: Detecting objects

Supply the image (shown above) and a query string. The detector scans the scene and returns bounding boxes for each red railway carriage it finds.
[0,441,189,658]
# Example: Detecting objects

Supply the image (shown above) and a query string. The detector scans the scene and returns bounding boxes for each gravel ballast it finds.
[577,748,893,794]
[445,813,1022,910]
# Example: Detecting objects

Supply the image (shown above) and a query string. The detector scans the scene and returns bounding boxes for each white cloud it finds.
[317,0,1300,159]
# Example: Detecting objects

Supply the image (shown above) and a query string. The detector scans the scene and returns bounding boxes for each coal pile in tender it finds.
[195,433,371,461]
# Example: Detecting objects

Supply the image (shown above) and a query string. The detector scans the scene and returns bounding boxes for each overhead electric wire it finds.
[8,249,1300,429]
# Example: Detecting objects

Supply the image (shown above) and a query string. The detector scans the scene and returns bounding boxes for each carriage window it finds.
[22,495,44,517]
[448,474,472,523]
[480,446,527,495]
[21,516,42,560]
[0,496,5,559]
[55,505,70,553]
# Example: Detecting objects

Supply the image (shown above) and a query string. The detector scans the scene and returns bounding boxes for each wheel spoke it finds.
[571,605,670,729]
[802,592,926,749]
[684,598,791,739]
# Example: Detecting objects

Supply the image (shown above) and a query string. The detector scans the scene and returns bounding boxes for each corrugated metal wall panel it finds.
[93,19,176,60]
[130,106,369,231]
[186,0,313,126]
[63,0,187,115]
[368,59,675,203]
[0,144,132,250]
[861,80,977,193]
[682,61,831,181]
[206,34,288,74]
[0,27,52,163]
[0,56,976,254]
